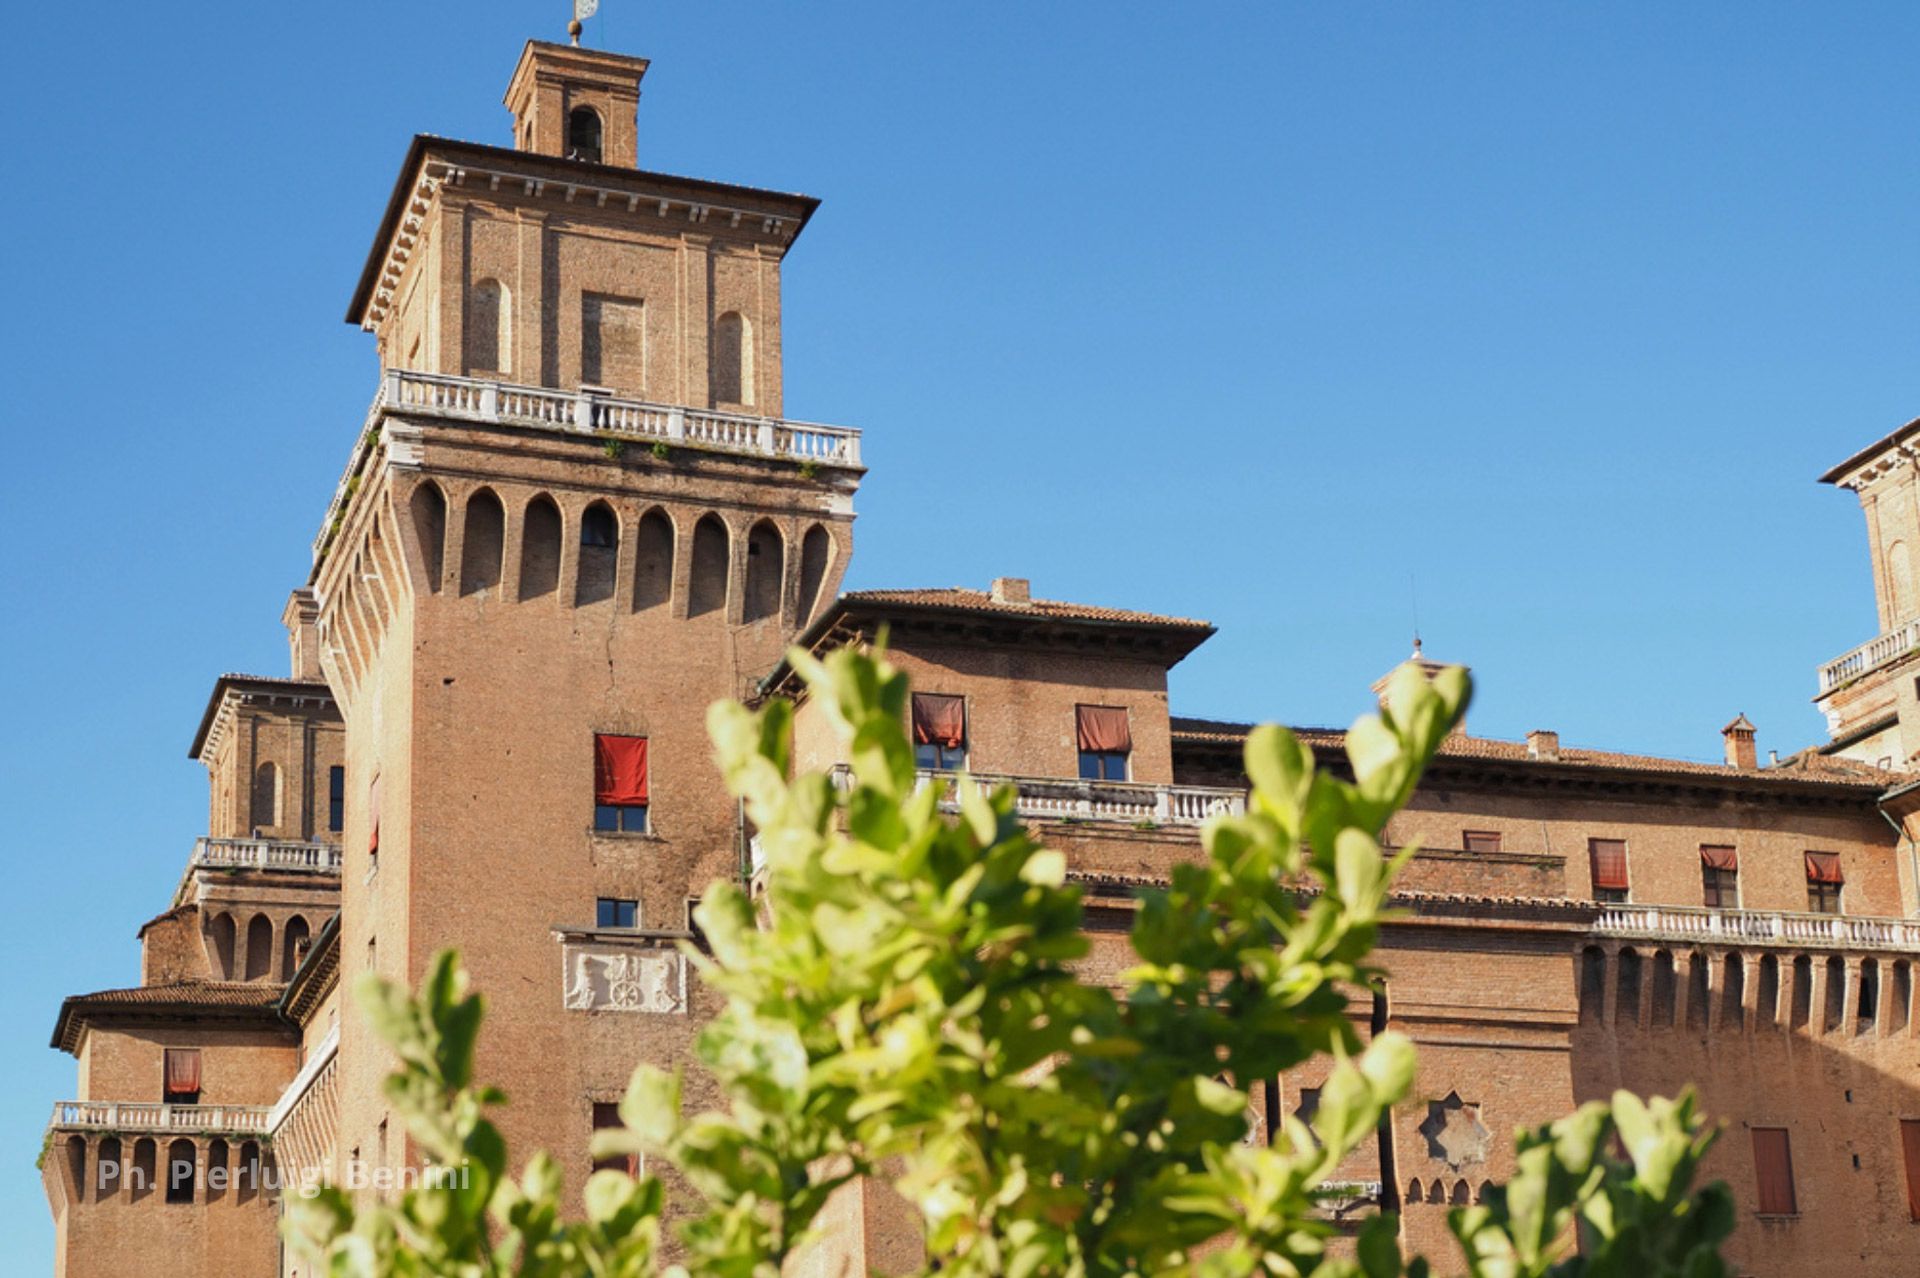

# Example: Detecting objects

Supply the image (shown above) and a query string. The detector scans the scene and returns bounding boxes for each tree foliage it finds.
[286,646,1733,1277]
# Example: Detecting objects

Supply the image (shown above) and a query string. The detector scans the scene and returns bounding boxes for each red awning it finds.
[1805,851,1845,885]
[911,694,966,750]
[595,735,650,805]
[1589,840,1629,891]
[1700,846,1738,872]
[1075,705,1132,754]
[164,1048,202,1095]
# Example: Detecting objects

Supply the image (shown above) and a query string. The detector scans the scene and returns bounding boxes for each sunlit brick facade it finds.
[40,32,1920,1278]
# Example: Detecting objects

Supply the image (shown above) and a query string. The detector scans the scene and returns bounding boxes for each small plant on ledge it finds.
[798,458,821,480]
[602,437,628,461]
[650,441,671,461]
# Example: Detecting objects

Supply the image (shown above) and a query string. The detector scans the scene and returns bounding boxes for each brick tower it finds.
[310,35,861,1202]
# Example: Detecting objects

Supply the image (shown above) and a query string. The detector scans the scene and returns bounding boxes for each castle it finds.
[39,33,1920,1277]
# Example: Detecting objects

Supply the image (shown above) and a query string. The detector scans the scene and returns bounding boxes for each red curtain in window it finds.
[1901,1120,1920,1221]
[164,1048,202,1096]
[1752,1128,1796,1215]
[911,694,966,749]
[595,735,650,805]
[1075,705,1132,754]
[1805,852,1845,885]
[1700,846,1739,872]
[1588,839,1629,891]
[368,775,381,855]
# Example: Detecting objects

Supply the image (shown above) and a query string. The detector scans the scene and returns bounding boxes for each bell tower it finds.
[312,33,860,1202]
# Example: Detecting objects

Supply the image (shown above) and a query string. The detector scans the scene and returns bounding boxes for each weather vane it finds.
[570,0,598,46]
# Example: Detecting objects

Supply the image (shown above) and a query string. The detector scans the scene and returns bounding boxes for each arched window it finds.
[237,1141,262,1204]
[1616,949,1643,1026]
[1651,951,1677,1028]
[797,524,831,624]
[519,495,562,600]
[244,914,274,982]
[64,1136,86,1200]
[411,481,447,593]
[281,915,311,980]
[96,1137,122,1198]
[460,489,505,597]
[1578,947,1605,1024]
[466,278,511,376]
[1859,959,1880,1034]
[567,107,602,163]
[1825,956,1848,1032]
[206,1138,230,1203]
[743,520,783,623]
[210,912,237,980]
[633,509,674,614]
[688,515,730,619]
[250,762,278,832]
[1685,954,1710,1031]
[1791,955,1813,1029]
[1894,961,1913,1035]
[131,1139,157,1202]
[1758,953,1781,1029]
[712,311,753,406]
[1405,1178,1424,1204]
[1722,953,1745,1030]
[1450,1181,1470,1205]
[576,502,619,606]
[166,1139,197,1204]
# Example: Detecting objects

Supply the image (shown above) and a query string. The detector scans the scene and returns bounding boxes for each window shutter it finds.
[1588,839,1629,891]
[910,694,967,750]
[164,1048,202,1096]
[594,735,650,805]
[1902,1120,1920,1221]
[1075,705,1132,754]
[1700,845,1739,872]
[1752,1128,1796,1215]
[1805,851,1845,885]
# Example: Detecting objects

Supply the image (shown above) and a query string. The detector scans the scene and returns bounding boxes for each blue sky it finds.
[4,0,1919,1262]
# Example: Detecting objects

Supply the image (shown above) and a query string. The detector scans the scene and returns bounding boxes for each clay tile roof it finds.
[51,981,289,1054]
[1169,718,1907,791]
[841,588,1213,630]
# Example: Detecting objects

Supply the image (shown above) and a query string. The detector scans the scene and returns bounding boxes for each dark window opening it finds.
[567,107,602,163]
[1702,865,1738,909]
[596,898,638,929]
[581,505,617,548]
[328,766,344,833]
[592,1101,637,1175]
[595,804,649,834]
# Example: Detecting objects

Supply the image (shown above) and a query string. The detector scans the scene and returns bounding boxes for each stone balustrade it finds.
[827,765,1245,827]
[190,838,344,875]
[315,370,863,564]
[1818,619,1920,693]
[49,1101,273,1136]
[1593,902,1920,953]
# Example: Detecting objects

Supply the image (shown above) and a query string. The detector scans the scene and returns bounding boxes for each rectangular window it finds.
[1588,838,1630,904]
[596,898,638,930]
[1806,851,1844,914]
[1700,846,1739,909]
[163,1048,202,1105]
[591,1101,638,1176]
[1752,1127,1797,1216]
[911,693,968,771]
[1075,705,1132,782]
[1901,1119,1920,1222]
[328,766,345,833]
[594,734,650,834]
[1462,830,1502,855]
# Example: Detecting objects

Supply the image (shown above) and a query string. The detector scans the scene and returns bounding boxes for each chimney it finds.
[1527,729,1560,761]
[990,577,1031,605]
[1722,714,1758,769]
[282,588,323,684]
